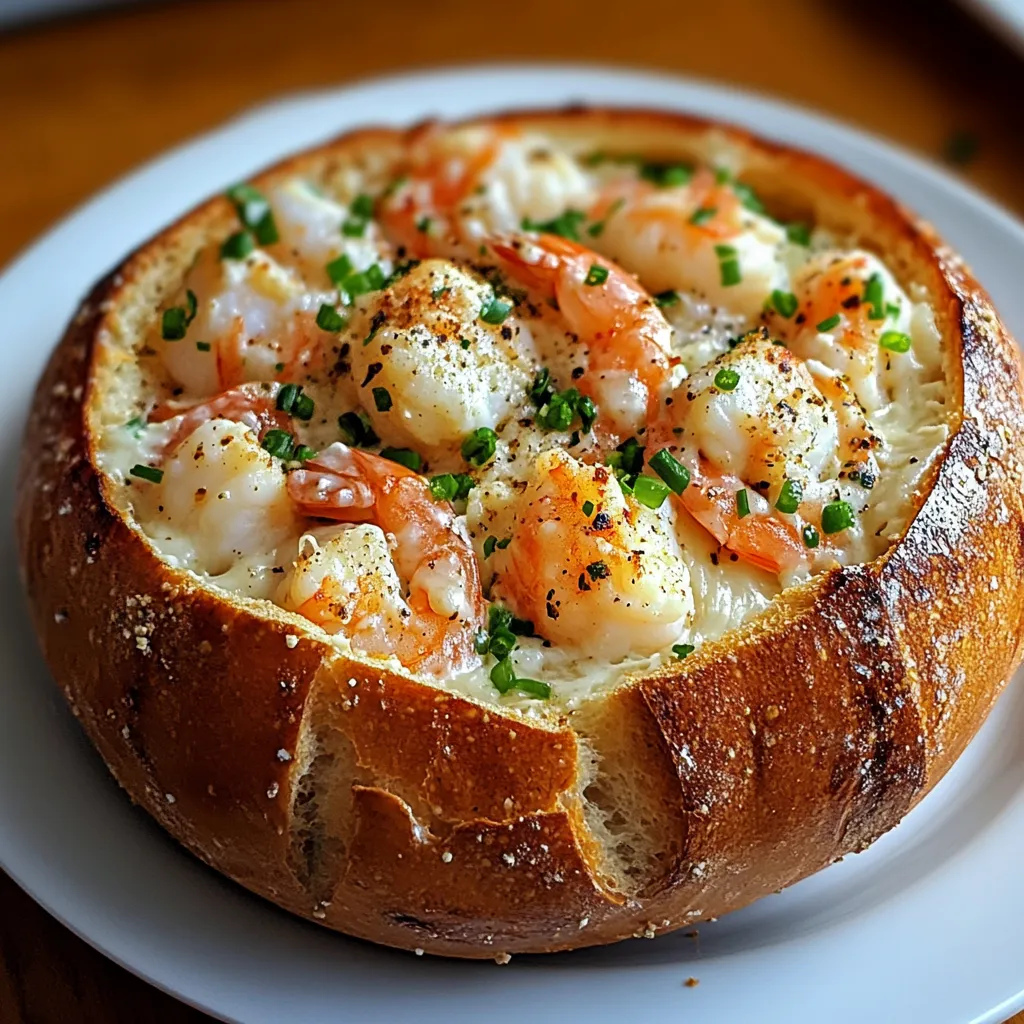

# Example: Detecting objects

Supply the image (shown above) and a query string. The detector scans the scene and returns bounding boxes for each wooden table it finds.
[2,0,1023,1020]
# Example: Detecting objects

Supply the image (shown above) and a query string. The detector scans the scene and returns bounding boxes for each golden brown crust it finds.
[16,108,1024,957]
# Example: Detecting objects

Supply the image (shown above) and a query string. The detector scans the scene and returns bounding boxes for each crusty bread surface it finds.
[17,109,1024,957]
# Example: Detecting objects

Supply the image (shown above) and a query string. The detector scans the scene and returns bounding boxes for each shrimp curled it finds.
[285,443,485,675]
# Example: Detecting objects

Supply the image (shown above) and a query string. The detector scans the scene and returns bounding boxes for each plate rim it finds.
[3,60,1024,1024]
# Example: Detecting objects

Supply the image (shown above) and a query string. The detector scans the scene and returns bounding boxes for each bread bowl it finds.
[15,106,1024,961]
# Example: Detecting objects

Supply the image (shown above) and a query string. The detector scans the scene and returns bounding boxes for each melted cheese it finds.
[95,128,951,715]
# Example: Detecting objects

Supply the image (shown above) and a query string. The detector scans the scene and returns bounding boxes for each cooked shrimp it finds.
[490,233,672,434]
[656,330,881,577]
[148,382,290,454]
[266,178,391,287]
[139,418,300,579]
[351,259,536,458]
[766,250,918,414]
[276,524,411,654]
[483,448,693,660]
[285,443,485,674]
[379,124,592,259]
[157,245,329,396]
[589,166,789,318]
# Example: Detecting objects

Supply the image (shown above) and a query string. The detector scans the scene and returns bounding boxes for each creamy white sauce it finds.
[95,129,951,715]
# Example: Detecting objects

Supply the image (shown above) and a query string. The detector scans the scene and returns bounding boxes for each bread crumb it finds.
[285,634,298,648]
[684,977,699,988]
[493,953,511,965]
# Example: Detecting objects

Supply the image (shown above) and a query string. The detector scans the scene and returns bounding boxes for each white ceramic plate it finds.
[3,65,1024,1024]
[957,0,1024,54]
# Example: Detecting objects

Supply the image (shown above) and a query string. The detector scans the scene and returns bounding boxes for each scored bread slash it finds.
[15,107,1024,959]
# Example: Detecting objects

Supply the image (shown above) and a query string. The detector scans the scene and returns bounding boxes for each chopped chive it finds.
[672,643,695,660]
[803,524,820,548]
[786,222,811,246]
[633,475,670,510]
[578,395,598,432]
[528,367,554,406]
[521,208,587,241]
[649,448,691,495]
[276,383,301,413]
[342,217,367,237]
[584,264,609,287]
[714,244,741,287]
[541,390,577,431]
[479,294,513,325]
[365,264,386,290]
[343,266,384,297]
[714,367,740,391]
[775,479,803,514]
[292,445,317,463]
[161,307,188,341]
[654,289,680,308]
[461,426,497,467]
[326,253,353,287]
[483,536,497,558]
[771,290,799,318]
[316,303,346,332]
[460,338,471,350]
[129,464,163,484]
[514,678,550,699]
[585,561,610,581]
[372,386,392,412]
[261,429,294,459]
[640,162,692,188]
[196,340,211,351]
[689,206,717,226]
[124,416,146,436]
[380,447,422,471]
[350,193,374,219]
[293,393,315,421]
[816,313,841,332]
[490,658,516,693]
[496,537,511,550]
[220,230,255,261]
[821,500,855,534]
[226,183,279,245]
[732,181,765,215]
[429,474,458,502]
[161,289,198,341]
[582,500,595,517]
[863,273,886,320]
[879,330,912,353]
[415,215,432,234]
[431,285,451,300]
[736,489,751,518]
[337,411,379,448]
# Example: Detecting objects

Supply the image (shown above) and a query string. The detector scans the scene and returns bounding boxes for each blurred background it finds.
[1,0,1023,1021]
[2,0,1024,273]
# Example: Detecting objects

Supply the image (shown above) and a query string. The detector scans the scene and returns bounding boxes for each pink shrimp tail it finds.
[150,382,290,454]
[285,444,386,519]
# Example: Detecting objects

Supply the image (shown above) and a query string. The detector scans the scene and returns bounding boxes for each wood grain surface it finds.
[2,0,1023,1020]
